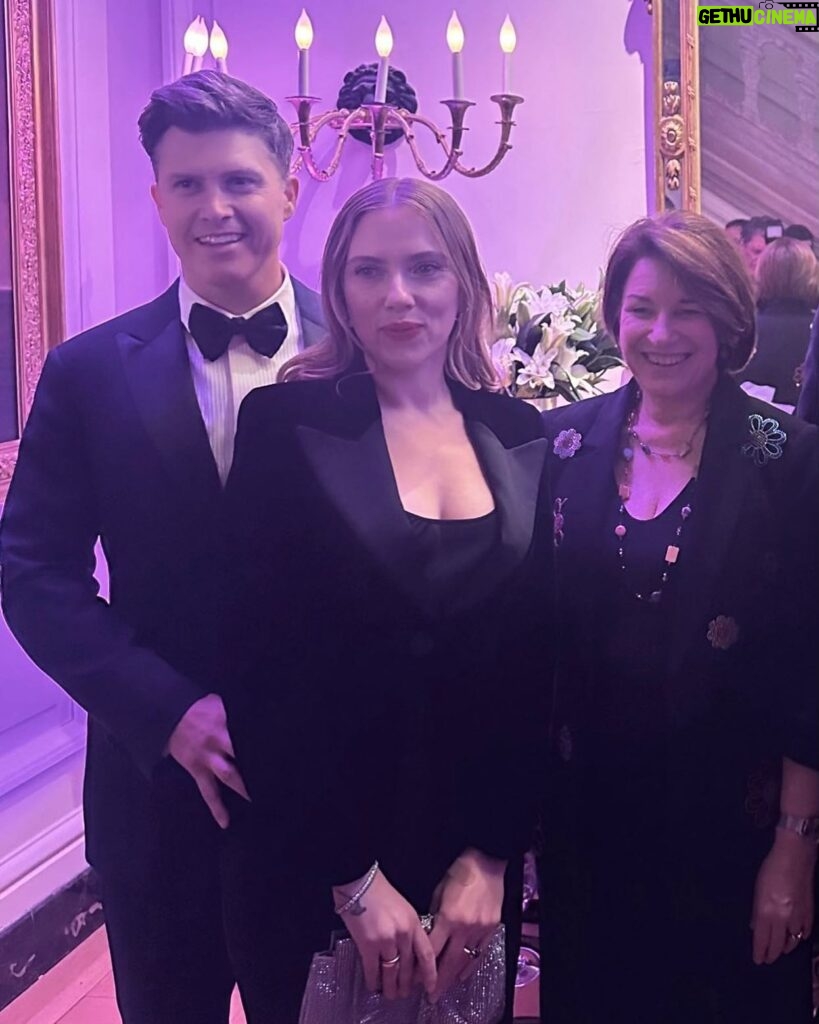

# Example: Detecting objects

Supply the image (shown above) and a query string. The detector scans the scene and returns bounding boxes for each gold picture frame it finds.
[651,0,702,214]
[0,0,63,502]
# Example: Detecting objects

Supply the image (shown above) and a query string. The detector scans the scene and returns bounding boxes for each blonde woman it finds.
[218,178,553,1023]
[740,236,819,406]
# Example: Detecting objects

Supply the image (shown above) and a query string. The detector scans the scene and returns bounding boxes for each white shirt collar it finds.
[178,269,296,335]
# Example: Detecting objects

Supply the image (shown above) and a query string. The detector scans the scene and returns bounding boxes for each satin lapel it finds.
[295,418,432,612]
[117,318,221,506]
[462,421,548,608]
[668,377,754,676]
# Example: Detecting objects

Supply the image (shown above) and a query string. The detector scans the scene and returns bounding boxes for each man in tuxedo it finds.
[0,71,324,1023]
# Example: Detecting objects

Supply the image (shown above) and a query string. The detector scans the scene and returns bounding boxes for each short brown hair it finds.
[756,237,819,307]
[279,178,498,390]
[138,70,293,177]
[602,210,757,372]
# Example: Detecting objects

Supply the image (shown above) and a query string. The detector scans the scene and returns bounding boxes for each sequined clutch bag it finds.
[298,923,506,1024]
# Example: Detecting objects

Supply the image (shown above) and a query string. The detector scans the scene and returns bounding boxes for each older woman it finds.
[740,237,819,406]
[539,211,819,1024]
[218,178,553,1023]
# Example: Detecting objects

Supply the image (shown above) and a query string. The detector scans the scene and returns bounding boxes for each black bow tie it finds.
[188,301,289,361]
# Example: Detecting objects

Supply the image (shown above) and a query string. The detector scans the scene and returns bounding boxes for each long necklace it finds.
[627,402,709,461]
[615,404,701,605]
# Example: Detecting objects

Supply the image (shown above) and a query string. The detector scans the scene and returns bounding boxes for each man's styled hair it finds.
[740,217,768,246]
[602,210,757,372]
[783,224,815,245]
[725,218,747,231]
[138,70,293,177]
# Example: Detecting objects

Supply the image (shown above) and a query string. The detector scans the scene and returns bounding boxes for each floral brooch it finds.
[553,428,582,460]
[741,414,787,466]
[707,615,739,650]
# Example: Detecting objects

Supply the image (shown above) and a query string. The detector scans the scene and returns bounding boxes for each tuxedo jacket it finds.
[0,279,325,876]
[541,376,819,864]
[219,374,555,894]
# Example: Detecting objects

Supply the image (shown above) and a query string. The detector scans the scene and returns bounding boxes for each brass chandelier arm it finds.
[453,94,523,179]
[287,94,523,182]
[391,107,465,181]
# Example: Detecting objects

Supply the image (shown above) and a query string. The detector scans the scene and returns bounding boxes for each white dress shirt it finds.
[179,272,303,484]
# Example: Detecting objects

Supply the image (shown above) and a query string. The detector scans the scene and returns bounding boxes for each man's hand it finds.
[166,693,250,828]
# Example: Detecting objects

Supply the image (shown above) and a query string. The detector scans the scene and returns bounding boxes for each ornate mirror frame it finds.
[651,0,702,214]
[0,0,63,502]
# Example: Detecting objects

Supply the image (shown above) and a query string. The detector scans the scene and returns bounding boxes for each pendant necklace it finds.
[615,403,704,604]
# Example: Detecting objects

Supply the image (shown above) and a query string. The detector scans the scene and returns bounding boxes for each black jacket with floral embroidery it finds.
[541,374,819,844]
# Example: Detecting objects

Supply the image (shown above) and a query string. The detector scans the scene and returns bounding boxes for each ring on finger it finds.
[786,929,805,943]
[380,953,401,968]
[463,944,481,959]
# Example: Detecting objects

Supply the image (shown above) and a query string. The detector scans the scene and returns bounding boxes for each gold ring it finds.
[380,953,401,968]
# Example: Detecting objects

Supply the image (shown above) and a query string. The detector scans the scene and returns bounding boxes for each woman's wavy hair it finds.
[602,210,757,372]
[756,237,819,308]
[279,178,498,389]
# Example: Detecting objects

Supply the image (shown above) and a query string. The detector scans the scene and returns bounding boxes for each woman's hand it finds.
[426,848,506,1001]
[751,830,816,965]
[332,868,436,1000]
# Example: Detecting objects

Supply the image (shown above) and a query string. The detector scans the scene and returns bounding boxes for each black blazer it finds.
[221,374,554,892]
[739,298,814,406]
[542,376,819,842]
[796,307,819,425]
[0,280,325,875]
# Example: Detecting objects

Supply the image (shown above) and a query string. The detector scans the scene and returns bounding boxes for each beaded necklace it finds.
[614,403,704,604]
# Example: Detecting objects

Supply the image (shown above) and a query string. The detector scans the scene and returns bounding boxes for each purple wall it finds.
[105,0,173,312]
[213,0,652,292]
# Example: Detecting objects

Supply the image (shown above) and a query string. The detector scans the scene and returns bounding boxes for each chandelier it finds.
[180,11,524,183]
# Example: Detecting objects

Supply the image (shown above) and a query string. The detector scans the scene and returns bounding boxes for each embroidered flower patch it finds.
[553,428,582,460]
[707,615,739,650]
[741,414,786,466]
[553,497,567,549]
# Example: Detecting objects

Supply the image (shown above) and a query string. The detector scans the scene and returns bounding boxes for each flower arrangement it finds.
[490,273,623,403]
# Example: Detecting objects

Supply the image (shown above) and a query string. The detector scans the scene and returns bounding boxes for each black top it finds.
[597,478,695,755]
[405,509,499,614]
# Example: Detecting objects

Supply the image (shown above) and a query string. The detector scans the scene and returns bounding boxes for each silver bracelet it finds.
[334,861,379,916]
[776,813,819,843]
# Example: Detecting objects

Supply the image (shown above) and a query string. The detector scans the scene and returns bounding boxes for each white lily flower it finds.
[492,271,515,312]
[528,290,571,319]
[490,338,519,388]
[515,346,556,391]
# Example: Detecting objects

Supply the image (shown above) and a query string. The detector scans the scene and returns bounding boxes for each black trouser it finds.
[100,849,234,1024]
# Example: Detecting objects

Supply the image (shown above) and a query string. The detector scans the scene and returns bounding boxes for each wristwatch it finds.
[776,813,819,843]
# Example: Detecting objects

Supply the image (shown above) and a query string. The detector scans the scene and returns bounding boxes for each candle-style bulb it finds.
[183,18,200,56]
[295,9,314,50]
[446,11,464,54]
[209,20,228,61]
[375,16,394,58]
[189,16,209,58]
[499,15,517,54]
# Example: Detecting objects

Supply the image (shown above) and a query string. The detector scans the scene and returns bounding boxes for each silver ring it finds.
[380,953,401,968]
[463,945,481,959]
[786,929,805,943]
